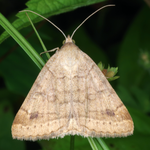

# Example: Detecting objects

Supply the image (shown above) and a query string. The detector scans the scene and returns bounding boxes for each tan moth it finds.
[12,4,134,141]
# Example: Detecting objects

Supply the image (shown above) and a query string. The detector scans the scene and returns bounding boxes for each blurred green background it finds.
[0,0,150,150]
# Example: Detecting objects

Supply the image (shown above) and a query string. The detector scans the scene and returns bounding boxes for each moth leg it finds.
[40,47,59,56]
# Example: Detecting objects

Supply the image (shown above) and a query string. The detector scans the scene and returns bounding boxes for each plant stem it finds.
[70,135,75,150]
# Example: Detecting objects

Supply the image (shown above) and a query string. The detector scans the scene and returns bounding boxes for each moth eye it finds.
[62,40,66,44]
[72,40,75,44]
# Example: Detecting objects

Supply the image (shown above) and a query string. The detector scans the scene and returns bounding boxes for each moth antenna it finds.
[71,4,115,39]
[19,10,67,39]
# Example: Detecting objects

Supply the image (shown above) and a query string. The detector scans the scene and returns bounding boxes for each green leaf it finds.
[130,86,150,113]
[118,5,150,88]
[116,85,138,108]
[0,0,105,43]
[0,13,45,69]
[0,31,40,96]
[130,107,150,135]
[0,92,25,150]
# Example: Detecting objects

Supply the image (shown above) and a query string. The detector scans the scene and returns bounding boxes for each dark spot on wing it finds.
[30,112,38,119]
[106,109,115,116]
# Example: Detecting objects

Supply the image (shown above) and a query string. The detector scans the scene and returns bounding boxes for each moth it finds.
[11,5,134,141]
